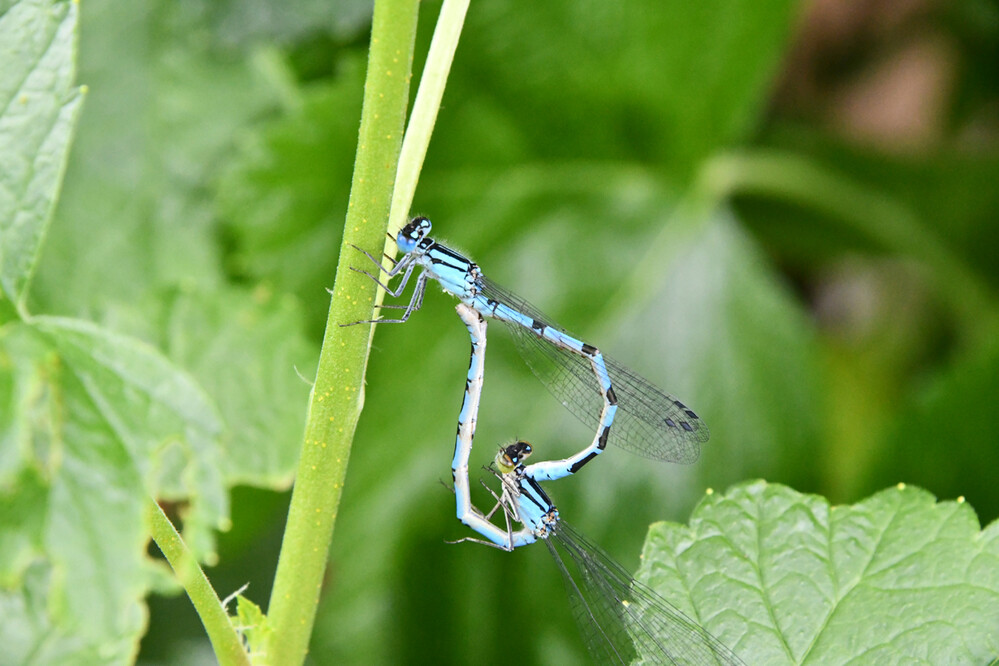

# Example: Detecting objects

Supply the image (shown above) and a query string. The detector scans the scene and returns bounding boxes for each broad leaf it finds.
[443,0,800,178]
[614,207,823,492]
[0,0,82,311]
[0,318,227,663]
[641,480,999,663]
[101,284,315,487]
[155,286,314,486]
[29,0,280,318]
[217,63,363,332]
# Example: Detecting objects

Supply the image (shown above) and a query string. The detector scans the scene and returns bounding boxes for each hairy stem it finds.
[264,1,420,663]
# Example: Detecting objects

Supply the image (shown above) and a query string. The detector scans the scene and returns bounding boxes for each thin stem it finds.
[701,151,999,336]
[263,1,420,663]
[388,0,470,237]
[147,501,250,666]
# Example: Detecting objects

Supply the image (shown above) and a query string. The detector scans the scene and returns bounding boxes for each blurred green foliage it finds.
[3,0,999,663]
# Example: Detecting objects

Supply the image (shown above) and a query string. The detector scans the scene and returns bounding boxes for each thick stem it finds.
[263,1,420,663]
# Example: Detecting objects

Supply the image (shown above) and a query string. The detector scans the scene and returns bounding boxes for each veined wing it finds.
[548,521,745,666]
[478,276,708,464]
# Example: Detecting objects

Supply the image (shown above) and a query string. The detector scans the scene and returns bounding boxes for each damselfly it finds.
[349,217,708,476]
[449,303,744,665]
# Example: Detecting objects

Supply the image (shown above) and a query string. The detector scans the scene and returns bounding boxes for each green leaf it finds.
[640,481,999,663]
[156,286,314,486]
[614,207,823,488]
[0,0,83,312]
[29,0,281,318]
[0,562,109,666]
[30,316,228,547]
[216,62,363,331]
[444,0,800,178]
[235,594,270,659]
[100,284,314,486]
[0,317,227,663]
[863,339,999,523]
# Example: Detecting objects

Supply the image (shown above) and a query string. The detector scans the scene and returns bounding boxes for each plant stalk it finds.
[147,501,250,666]
[263,1,420,663]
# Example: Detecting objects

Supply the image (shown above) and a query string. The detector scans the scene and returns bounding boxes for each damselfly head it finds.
[396,216,432,254]
[495,440,533,472]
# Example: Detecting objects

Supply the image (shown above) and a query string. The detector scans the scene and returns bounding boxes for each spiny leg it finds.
[347,254,417,298]
[348,243,398,273]
[342,267,429,326]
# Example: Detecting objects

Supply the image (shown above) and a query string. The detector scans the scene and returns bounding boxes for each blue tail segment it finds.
[349,216,709,473]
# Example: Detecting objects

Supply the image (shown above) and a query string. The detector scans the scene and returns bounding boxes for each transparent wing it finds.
[479,276,708,464]
[547,521,745,666]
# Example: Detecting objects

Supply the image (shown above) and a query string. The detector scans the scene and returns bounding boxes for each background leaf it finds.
[433,0,800,179]
[3,0,999,662]
[0,317,227,663]
[216,63,364,332]
[862,339,999,522]
[28,0,282,319]
[0,0,82,311]
[613,208,823,490]
[145,285,314,486]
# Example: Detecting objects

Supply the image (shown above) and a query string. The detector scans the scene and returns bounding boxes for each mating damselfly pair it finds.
[347,217,743,664]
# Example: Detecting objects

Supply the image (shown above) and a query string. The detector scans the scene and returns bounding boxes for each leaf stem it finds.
[147,501,250,666]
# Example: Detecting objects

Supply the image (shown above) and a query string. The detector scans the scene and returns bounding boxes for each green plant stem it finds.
[147,500,250,666]
[263,1,421,664]
[388,0,470,235]
[702,151,999,337]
